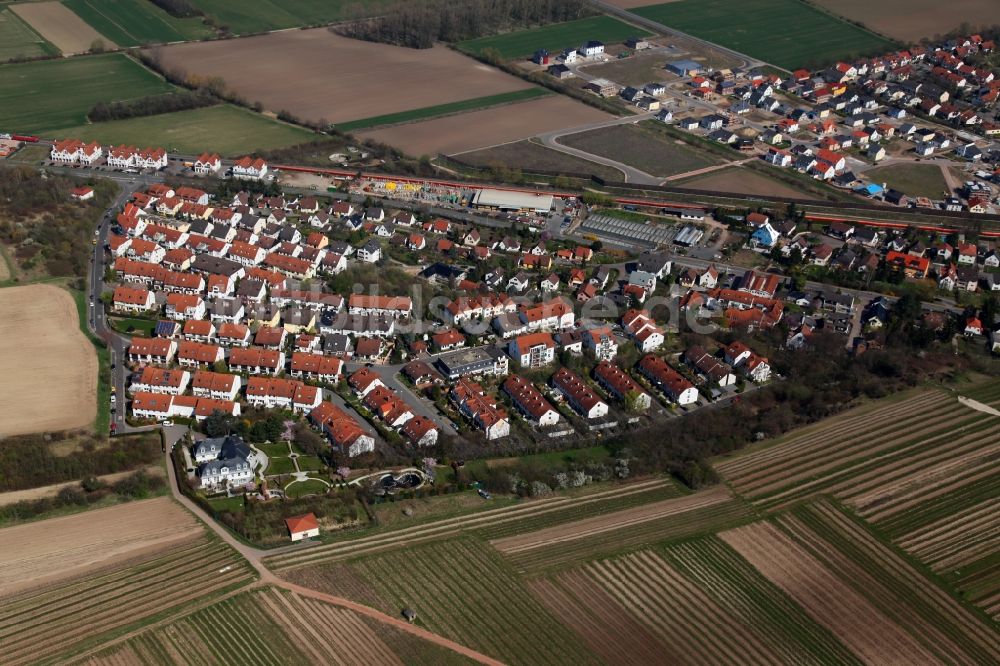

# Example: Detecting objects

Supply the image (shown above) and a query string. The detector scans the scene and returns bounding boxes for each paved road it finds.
[345,361,460,436]
[159,446,503,665]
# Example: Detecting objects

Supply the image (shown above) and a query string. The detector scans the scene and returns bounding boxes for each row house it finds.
[176,340,224,368]
[216,322,252,347]
[106,145,168,170]
[128,367,190,396]
[502,375,560,426]
[165,293,205,321]
[348,294,413,318]
[50,138,102,164]
[363,385,414,429]
[309,402,374,457]
[289,352,344,383]
[450,378,510,440]
[622,309,664,352]
[193,153,221,174]
[263,252,315,279]
[519,297,575,331]
[113,285,155,313]
[232,156,268,180]
[723,341,772,383]
[228,347,285,375]
[245,377,321,413]
[401,415,439,448]
[183,319,216,343]
[593,361,651,411]
[684,345,737,387]
[191,370,242,401]
[132,392,239,422]
[128,337,176,365]
[638,354,699,405]
[348,367,384,398]
[444,294,516,326]
[271,289,344,312]
[551,367,608,420]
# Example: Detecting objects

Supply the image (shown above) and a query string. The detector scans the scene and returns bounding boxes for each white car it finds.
[162,420,173,426]
[110,394,116,404]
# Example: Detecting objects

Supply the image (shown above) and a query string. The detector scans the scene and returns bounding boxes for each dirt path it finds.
[957,396,1000,417]
[161,449,504,666]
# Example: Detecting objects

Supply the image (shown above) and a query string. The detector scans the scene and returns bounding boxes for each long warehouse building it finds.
[472,188,554,214]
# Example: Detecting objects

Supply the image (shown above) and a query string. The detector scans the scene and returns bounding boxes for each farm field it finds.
[335,88,551,132]
[712,388,998,512]
[493,486,756,574]
[59,104,315,155]
[633,0,896,70]
[189,0,394,35]
[350,538,594,665]
[9,1,103,55]
[0,284,96,437]
[356,95,614,157]
[558,123,724,178]
[813,0,992,43]
[62,0,214,47]
[457,15,651,60]
[0,5,59,61]
[0,52,174,134]
[866,162,953,199]
[675,166,806,198]
[154,29,532,125]
[266,477,678,571]
[722,502,1000,664]
[1,533,253,666]
[453,138,626,181]
[0,496,200,596]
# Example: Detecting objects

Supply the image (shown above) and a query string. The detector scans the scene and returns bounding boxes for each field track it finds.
[266,477,674,570]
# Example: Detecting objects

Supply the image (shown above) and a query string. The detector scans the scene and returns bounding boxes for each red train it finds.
[10,134,39,143]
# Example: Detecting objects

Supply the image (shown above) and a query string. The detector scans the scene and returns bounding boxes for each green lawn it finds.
[285,478,329,498]
[0,7,59,62]
[207,494,245,512]
[266,457,297,476]
[457,15,650,60]
[865,163,951,199]
[189,0,394,34]
[295,455,325,472]
[62,0,213,46]
[59,104,315,155]
[109,316,157,336]
[257,441,291,458]
[633,0,896,70]
[0,53,174,134]
[337,88,551,131]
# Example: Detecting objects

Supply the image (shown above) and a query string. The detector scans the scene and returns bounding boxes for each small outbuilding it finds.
[285,513,320,541]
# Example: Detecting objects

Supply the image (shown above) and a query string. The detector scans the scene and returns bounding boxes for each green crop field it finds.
[0,7,59,62]
[188,0,394,35]
[633,0,896,70]
[457,15,650,60]
[351,538,594,665]
[337,88,551,131]
[58,105,314,155]
[0,53,174,134]
[62,0,213,46]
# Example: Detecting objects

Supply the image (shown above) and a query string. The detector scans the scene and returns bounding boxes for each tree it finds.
[203,410,234,437]
[89,39,106,54]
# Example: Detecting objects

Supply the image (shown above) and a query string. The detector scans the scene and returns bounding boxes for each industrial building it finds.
[471,188,554,214]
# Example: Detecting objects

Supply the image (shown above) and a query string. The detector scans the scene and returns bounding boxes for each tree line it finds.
[335,0,591,49]
[87,91,217,123]
[149,0,203,18]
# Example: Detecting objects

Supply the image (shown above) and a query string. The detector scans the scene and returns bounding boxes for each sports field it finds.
[189,0,394,34]
[0,53,174,134]
[59,104,315,155]
[0,6,59,62]
[62,0,213,47]
[458,15,651,59]
[633,0,896,69]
